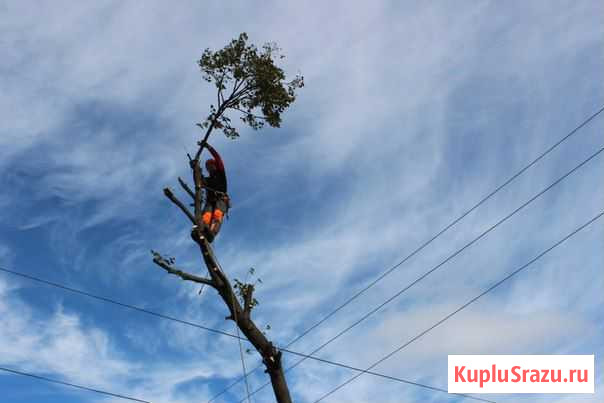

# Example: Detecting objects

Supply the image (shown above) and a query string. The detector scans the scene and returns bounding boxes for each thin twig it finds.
[232,107,268,120]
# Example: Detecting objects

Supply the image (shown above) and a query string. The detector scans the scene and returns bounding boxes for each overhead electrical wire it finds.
[312,211,604,402]
[0,366,150,403]
[210,105,604,402]
[234,142,604,401]
[0,265,479,400]
[0,265,240,339]
[0,107,601,403]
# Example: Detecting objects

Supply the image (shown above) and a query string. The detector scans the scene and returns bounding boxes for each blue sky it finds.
[1,1,603,402]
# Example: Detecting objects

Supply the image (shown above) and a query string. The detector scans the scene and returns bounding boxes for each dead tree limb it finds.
[152,251,215,287]
[163,188,195,224]
[177,177,195,200]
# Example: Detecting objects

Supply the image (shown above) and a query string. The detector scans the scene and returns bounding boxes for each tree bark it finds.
[194,235,292,403]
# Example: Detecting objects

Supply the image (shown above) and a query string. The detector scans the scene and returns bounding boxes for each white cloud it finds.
[0,279,130,387]
[0,276,265,403]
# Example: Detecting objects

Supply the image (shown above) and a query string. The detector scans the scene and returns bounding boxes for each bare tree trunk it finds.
[156,168,293,402]
[196,238,292,403]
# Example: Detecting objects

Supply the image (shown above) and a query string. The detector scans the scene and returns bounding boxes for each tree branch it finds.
[194,99,227,160]
[230,76,246,100]
[194,117,218,161]
[191,162,204,223]
[218,88,224,107]
[177,177,195,200]
[231,83,253,101]
[243,284,255,317]
[163,187,195,224]
[232,107,268,120]
[231,78,241,97]
[194,236,227,288]
[220,82,253,112]
[193,78,251,158]
[152,252,215,287]
[217,72,226,108]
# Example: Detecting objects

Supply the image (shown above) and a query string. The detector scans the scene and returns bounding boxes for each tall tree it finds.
[152,33,303,403]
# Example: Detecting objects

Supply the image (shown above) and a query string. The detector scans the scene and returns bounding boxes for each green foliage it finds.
[198,32,304,139]
[233,278,259,310]
[233,267,265,313]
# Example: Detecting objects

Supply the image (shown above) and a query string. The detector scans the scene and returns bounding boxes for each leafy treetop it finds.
[197,32,304,139]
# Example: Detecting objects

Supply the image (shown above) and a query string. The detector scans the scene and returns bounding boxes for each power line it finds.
[3,208,596,403]
[283,105,604,348]
[3,144,601,403]
[235,322,252,403]
[0,365,150,403]
[313,210,604,402]
[2,107,601,403]
[275,352,498,403]
[0,265,240,340]
[228,266,252,403]
[209,105,604,402]
[0,265,477,399]
[236,144,604,401]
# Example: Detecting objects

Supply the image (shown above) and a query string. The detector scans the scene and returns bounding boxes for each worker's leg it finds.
[208,199,227,240]
[209,209,223,237]
[201,202,214,239]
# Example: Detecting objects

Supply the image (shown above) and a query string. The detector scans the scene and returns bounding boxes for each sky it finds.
[0,1,603,402]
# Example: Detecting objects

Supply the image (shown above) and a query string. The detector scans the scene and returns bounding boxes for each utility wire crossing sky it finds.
[210,104,604,401]
[1,112,602,403]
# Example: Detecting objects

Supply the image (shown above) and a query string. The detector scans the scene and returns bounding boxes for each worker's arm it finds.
[205,143,225,173]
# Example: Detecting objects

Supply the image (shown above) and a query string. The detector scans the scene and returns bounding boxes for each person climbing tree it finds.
[200,141,228,242]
